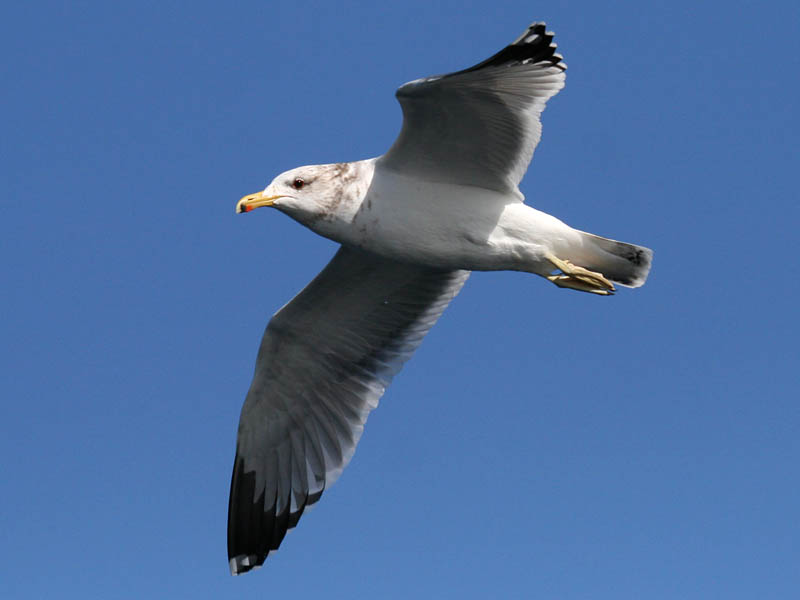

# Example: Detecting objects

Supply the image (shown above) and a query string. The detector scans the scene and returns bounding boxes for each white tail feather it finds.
[572,231,653,288]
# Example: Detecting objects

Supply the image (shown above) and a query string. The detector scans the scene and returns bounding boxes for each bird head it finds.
[236,163,366,230]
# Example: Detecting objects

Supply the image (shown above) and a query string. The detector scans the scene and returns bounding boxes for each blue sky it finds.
[2,1,799,598]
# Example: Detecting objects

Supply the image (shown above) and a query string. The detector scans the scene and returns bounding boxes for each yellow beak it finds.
[236,192,285,213]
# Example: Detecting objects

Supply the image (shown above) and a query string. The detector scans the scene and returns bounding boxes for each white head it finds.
[236,162,370,229]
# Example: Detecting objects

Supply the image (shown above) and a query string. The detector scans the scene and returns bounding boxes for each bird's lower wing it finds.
[228,246,469,574]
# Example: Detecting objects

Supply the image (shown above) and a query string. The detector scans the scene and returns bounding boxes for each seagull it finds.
[228,21,652,574]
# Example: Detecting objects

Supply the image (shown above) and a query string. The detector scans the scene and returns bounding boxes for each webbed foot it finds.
[545,254,616,296]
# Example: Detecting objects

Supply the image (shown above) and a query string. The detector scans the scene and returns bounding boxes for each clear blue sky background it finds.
[3,1,799,598]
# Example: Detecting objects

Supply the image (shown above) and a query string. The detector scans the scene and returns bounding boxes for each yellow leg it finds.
[545,254,616,296]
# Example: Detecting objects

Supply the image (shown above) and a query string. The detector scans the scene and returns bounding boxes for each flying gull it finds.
[228,21,652,574]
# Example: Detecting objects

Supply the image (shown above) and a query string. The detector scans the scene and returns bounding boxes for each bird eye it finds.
[292,177,305,190]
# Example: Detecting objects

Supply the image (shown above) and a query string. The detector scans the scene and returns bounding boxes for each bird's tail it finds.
[573,230,653,288]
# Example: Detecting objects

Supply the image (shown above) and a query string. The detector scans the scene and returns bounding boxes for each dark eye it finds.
[292,177,305,190]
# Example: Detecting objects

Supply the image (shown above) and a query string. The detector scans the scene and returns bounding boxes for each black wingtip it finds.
[227,454,271,575]
[461,21,566,74]
[227,452,321,575]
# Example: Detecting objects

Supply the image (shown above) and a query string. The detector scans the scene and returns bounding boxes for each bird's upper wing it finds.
[378,22,566,195]
[228,246,469,574]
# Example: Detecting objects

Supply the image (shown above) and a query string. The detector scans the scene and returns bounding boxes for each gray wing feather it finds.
[378,22,566,193]
[228,246,469,574]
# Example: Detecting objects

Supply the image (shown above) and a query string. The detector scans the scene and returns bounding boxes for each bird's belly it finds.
[342,172,575,273]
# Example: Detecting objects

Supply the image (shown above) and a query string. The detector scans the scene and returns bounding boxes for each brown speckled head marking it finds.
[293,160,374,227]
